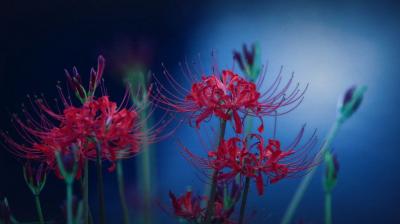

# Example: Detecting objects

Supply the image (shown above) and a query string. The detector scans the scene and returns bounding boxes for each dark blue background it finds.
[1,0,399,223]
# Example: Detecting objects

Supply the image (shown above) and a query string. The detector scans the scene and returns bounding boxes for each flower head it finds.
[1,56,175,177]
[182,126,317,195]
[184,70,262,133]
[151,55,307,134]
[169,190,204,221]
[169,186,238,224]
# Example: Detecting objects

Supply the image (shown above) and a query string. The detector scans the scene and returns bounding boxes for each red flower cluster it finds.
[2,94,142,177]
[184,70,262,133]
[1,56,169,178]
[182,128,317,195]
[169,184,239,224]
[169,190,204,221]
[152,60,307,133]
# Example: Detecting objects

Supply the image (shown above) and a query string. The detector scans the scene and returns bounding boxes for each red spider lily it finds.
[181,126,317,195]
[1,56,176,177]
[151,58,307,134]
[1,94,171,176]
[169,190,204,221]
[169,187,237,224]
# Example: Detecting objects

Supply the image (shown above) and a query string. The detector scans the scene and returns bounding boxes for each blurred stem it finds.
[96,143,107,224]
[34,194,44,224]
[281,118,342,224]
[204,118,227,224]
[66,180,73,224]
[128,71,153,223]
[116,161,130,224]
[238,177,250,224]
[83,160,89,224]
[325,193,332,224]
[139,107,152,224]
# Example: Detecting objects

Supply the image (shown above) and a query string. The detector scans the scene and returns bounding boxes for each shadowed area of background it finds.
[1,0,399,223]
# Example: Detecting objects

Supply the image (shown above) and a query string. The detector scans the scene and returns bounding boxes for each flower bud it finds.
[23,162,47,195]
[233,43,262,81]
[338,85,367,122]
[324,151,339,192]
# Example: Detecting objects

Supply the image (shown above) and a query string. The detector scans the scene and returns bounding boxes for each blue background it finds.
[1,0,399,223]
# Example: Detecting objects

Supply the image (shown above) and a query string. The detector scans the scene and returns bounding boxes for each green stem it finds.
[238,177,250,224]
[140,125,152,224]
[96,144,107,224]
[83,160,89,224]
[325,193,332,224]
[204,118,227,224]
[116,161,130,224]
[66,181,73,224]
[34,194,45,224]
[281,119,342,224]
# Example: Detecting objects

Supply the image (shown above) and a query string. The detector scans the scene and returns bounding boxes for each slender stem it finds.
[66,181,73,224]
[325,193,332,224]
[34,194,45,224]
[281,119,342,224]
[83,160,89,224]
[116,161,130,224]
[138,102,155,224]
[204,118,227,224]
[204,170,218,224]
[96,144,107,224]
[237,113,253,224]
[238,177,250,224]
[141,150,152,224]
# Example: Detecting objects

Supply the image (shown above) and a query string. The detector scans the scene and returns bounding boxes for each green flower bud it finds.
[338,85,367,123]
[323,151,339,193]
[233,43,262,81]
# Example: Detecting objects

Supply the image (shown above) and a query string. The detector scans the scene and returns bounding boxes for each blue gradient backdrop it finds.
[1,0,399,223]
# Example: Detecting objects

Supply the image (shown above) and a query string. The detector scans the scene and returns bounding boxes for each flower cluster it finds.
[0,48,365,224]
[184,70,263,133]
[169,181,240,224]
[151,57,307,134]
[1,56,169,178]
[183,129,316,195]
[156,48,318,223]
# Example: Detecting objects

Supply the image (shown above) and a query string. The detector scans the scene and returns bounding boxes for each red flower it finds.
[182,126,317,195]
[1,93,154,175]
[169,186,238,224]
[62,96,144,169]
[151,60,307,134]
[1,56,175,177]
[186,70,262,133]
[169,190,204,221]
